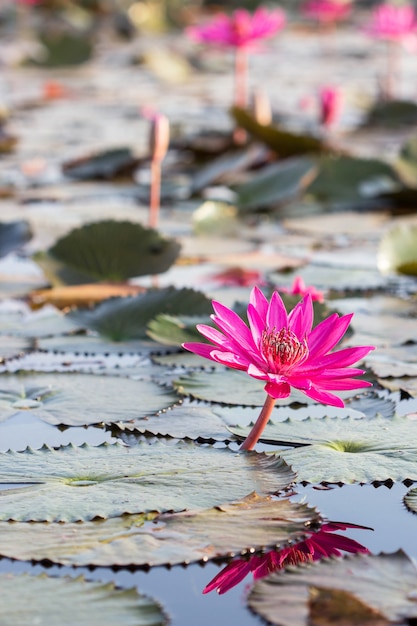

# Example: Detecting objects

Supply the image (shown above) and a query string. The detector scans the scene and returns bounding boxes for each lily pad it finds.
[230,415,417,483]
[0,573,166,626]
[173,369,316,407]
[306,155,401,204]
[367,346,417,378]
[248,551,417,626]
[147,314,210,346]
[231,107,327,157]
[63,148,140,181]
[234,157,318,212]
[403,486,417,514]
[71,287,212,341]
[0,220,32,258]
[34,221,181,285]
[0,493,319,568]
[0,336,31,361]
[37,334,180,356]
[365,99,417,127]
[377,222,417,276]
[0,372,179,426]
[0,440,295,521]
[36,32,93,67]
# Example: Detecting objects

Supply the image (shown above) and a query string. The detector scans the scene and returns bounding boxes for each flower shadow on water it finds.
[203,521,371,595]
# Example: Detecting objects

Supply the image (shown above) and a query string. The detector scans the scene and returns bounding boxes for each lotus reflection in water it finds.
[203,521,371,595]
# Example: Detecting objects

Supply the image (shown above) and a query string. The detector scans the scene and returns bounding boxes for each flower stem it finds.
[239,394,276,451]
[149,158,161,229]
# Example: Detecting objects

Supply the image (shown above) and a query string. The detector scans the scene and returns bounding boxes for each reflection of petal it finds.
[203,521,371,595]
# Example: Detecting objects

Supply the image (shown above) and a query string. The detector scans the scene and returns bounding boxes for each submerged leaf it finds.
[63,148,139,181]
[248,551,417,626]
[0,573,166,626]
[34,221,181,284]
[0,441,294,521]
[0,493,318,568]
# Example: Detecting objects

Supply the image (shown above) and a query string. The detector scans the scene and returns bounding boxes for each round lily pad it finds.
[0,440,295,521]
[0,372,179,426]
[0,572,166,626]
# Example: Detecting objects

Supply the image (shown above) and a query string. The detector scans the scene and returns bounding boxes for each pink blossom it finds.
[183,286,374,408]
[186,6,286,50]
[204,521,370,594]
[210,267,265,288]
[319,86,342,127]
[364,2,417,40]
[279,275,325,302]
[302,0,352,24]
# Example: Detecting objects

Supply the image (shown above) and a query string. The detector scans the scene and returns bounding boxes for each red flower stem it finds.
[234,47,248,108]
[239,394,276,451]
[149,158,161,229]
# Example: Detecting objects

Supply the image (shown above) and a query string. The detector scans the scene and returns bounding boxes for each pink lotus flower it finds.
[187,7,285,110]
[186,7,286,50]
[279,275,325,302]
[183,287,374,449]
[302,0,352,24]
[319,86,342,128]
[364,2,417,40]
[210,267,265,288]
[204,521,370,594]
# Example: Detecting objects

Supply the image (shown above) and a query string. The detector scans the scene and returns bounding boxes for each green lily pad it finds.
[377,222,417,276]
[270,265,390,293]
[0,336,31,362]
[367,345,417,378]
[248,551,417,626]
[0,493,319,567]
[377,377,417,397]
[365,99,417,127]
[231,107,327,157]
[63,148,139,181]
[174,369,331,407]
[234,157,318,212]
[34,221,181,285]
[306,155,401,204]
[70,287,212,341]
[230,415,417,484]
[37,334,179,356]
[0,440,294,521]
[36,32,93,67]
[0,220,32,258]
[0,573,166,626]
[403,486,417,514]
[147,314,210,346]
[0,372,179,426]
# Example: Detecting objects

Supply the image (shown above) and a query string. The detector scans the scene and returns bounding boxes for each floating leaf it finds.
[403,486,417,514]
[306,155,401,204]
[71,287,212,341]
[0,221,32,258]
[37,334,179,356]
[367,346,417,378]
[147,314,210,346]
[230,415,417,483]
[0,441,294,521]
[0,336,31,362]
[0,493,318,567]
[192,201,240,237]
[234,157,318,212]
[63,148,139,181]
[34,221,181,285]
[0,573,166,626]
[29,283,147,310]
[36,32,93,66]
[231,107,327,157]
[173,368,317,407]
[248,551,417,626]
[0,372,178,426]
[377,377,417,397]
[365,99,417,127]
[377,222,417,276]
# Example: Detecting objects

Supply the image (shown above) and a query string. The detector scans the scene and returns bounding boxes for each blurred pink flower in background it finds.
[210,267,265,287]
[204,521,371,594]
[186,7,286,50]
[302,0,352,24]
[364,2,417,98]
[318,85,342,127]
[187,7,286,110]
[183,286,375,450]
[279,275,325,302]
[364,2,417,40]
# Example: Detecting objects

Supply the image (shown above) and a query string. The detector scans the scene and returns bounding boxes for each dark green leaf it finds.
[0,221,32,258]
